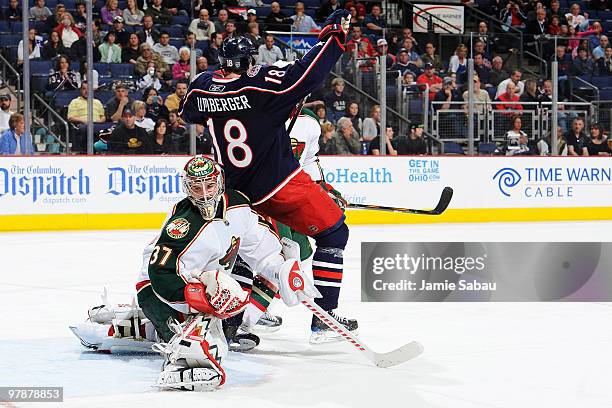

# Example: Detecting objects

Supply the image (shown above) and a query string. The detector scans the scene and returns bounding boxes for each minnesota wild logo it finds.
[219,236,241,271]
[290,138,306,160]
[187,157,214,177]
[166,218,190,239]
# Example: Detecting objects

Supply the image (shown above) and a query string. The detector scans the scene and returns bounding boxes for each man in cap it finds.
[111,15,129,47]
[416,62,443,101]
[108,108,152,154]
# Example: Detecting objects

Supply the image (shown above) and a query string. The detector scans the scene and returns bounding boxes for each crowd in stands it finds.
[1,0,611,155]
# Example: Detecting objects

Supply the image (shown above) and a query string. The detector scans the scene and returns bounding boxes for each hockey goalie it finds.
[71,156,320,391]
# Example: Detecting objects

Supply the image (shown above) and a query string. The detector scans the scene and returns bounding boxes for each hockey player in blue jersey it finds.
[179,9,357,343]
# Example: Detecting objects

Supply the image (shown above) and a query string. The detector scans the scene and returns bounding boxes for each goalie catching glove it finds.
[318,9,351,44]
[185,270,249,319]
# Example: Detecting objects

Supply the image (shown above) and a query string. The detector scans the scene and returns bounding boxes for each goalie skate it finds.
[251,312,283,334]
[310,310,358,345]
[154,362,223,392]
[224,324,260,352]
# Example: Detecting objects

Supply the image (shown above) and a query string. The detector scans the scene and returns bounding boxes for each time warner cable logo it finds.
[493,167,522,197]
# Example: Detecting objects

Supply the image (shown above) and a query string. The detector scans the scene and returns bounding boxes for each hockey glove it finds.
[185,270,249,319]
[319,181,348,211]
[318,9,351,44]
[277,260,321,307]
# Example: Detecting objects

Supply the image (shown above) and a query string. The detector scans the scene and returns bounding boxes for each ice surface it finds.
[1,222,612,408]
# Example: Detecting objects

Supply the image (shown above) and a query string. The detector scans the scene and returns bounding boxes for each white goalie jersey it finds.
[286,112,324,182]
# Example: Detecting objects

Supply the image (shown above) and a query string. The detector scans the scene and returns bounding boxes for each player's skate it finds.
[223,322,260,352]
[251,311,283,333]
[153,314,228,392]
[310,310,358,345]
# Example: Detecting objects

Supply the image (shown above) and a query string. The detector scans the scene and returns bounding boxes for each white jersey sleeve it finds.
[287,114,324,182]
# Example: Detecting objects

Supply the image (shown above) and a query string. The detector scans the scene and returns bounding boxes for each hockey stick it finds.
[348,186,453,216]
[286,97,307,135]
[298,292,423,368]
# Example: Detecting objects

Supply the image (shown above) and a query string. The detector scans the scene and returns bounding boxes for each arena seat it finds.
[30,60,54,75]
[110,63,135,78]
[93,62,111,77]
[443,141,465,155]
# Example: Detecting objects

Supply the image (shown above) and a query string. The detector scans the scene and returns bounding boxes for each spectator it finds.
[223,20,238,40]
[99,32,122,63]
[344,102,362,137]
[572,47,595,76]
[189,9,215,41]
[73,2,87,31]
[463,75,491,115]
[107,109,152,154]
[364,4,385,37]
[505,115,531,155]
[496,70,524,99]
[30,0,52,21]
[67,82,106,151]
[347,5,360,28]
[471,53,491,88]
[214,9,229,34]
[420,42,443,72]
[587,21,604,51]
[137,61,162,90]
[548,15,562,35]
[565,117,589,156]
[401,38,422,67]
[434,77,466,139]
[324,78,349,123]
[150,119,173,154]
[205,32,222,66]
[123,0,144,26]
[2,0,22,22]
[146,0,172,25]
[565,3,587,30]
[375,39,395,67]
[158,71,174,93]
[586,123,610,156]
[500,1,527,31]
[402,71,417,87]
[397,124,427,155]
[392,49,414,76]
[256,35,284,65]
[245,9,258,26]
[137,15,160,47]
[184,32,203,59]
[122,33,141,64]
[448,44,468,85]
[368,126,397,155]
[154,31,179,65]
[165,80,188,112]
[143,87,169,121]
[68,32,102,63]
[106,83,134,122]
[41,31,66,60]
[344,0,366,19]
[48,55,81,91]
[495,81,523,114]
[520,79,539,103]
[110,16,130,47]
[595,46,612,76]
[265,1,293,32]
[54,13,83,49]
[79,60,99,90]
[472,40,492,65]
[168,109,186,136]
[196,56,209,73]
[592,36,609,61]
[172,47,191,80]
[319,123,338,155]
[100,0,122,24]
[346,26,375,57]
[197,0,222,18]
[136,44,168,78]
[537,127,567,155]
[549,0,567,26]
[417,63,443,102]
[162,0,181,16]
[476,21,495,56]
[132,100,155,131]
[329,117,361,155]
[17,28,43,66]
[362,104,381,142]
[245,22,264,48]
[46,3,65,33]
[318,0,340,21]
[291,2,320,32]
[489,56,509,89]
[314,104,332,127]
[0,114,31,155]
[0,95,13,134]
[526,7,549,57]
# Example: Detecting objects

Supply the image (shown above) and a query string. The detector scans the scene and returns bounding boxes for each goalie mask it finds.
[182,156,225,220]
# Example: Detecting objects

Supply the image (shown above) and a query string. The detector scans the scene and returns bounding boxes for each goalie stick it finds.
[348,186,453,216]
[298,292,423,368]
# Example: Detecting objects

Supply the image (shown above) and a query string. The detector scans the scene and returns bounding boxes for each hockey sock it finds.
[312,247,343,311]
[243,275,278,328]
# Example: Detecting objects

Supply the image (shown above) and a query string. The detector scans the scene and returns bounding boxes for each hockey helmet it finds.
[218,36,258,72]
[182,156,225,220]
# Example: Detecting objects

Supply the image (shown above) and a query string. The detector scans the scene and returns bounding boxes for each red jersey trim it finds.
[252,166,302,206]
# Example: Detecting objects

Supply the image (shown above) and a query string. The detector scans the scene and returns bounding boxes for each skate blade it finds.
[250,324,282,334]
[228,338,259,352]
[153,380,219,392]
[309,329,359,345]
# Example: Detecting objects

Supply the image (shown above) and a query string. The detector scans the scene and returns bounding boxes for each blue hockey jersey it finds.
[178,36,345,204]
